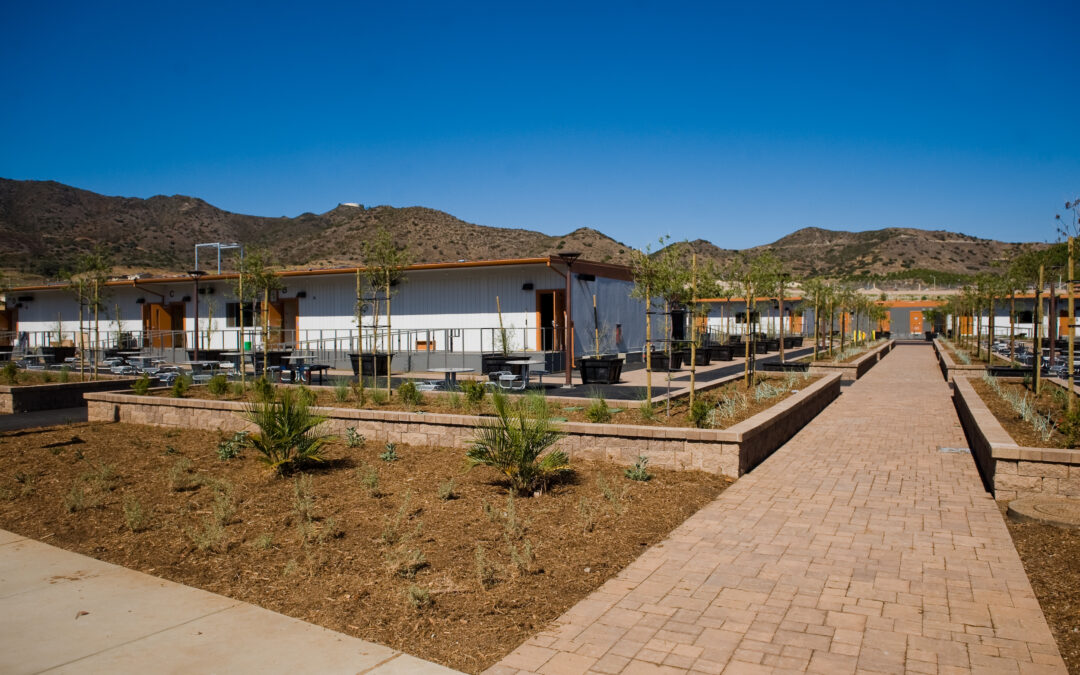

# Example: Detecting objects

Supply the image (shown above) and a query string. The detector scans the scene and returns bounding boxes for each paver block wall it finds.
[85,372,841,477]
[953,375,1080,500]
[0,377,143,413]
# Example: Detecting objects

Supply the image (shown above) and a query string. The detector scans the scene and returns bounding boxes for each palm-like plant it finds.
[241,388,328,474]
[466,392,568,493]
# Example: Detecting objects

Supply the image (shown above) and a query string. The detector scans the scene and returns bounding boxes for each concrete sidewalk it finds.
[0,407,87,432]
[0,530,460,674]
[488,344,1067,674]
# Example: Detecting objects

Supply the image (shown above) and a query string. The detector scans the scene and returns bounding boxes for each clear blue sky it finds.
[2,1,1078,251]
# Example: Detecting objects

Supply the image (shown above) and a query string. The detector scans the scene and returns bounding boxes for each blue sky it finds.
[2,1,1078,251]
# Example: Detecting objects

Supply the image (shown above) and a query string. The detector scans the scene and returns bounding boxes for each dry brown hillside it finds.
[0,178,1044,285]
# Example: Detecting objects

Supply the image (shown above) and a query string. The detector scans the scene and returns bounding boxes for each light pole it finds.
[557,252,581,387]
[187,270,207,361]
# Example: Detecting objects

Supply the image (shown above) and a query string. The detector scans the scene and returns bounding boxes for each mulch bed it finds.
[0,422,729,673]
[970,377,1075,449]
[1003,503,1080,673]
[147,374,819,430]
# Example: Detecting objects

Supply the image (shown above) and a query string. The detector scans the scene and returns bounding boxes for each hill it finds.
[0,178,1046,285]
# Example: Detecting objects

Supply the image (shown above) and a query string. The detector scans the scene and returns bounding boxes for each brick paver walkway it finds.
[488,344,1066,674]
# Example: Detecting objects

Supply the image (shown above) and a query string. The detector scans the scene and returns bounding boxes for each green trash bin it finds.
[244,341,252,351]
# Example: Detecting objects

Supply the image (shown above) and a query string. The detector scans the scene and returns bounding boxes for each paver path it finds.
[488,344,1066,674]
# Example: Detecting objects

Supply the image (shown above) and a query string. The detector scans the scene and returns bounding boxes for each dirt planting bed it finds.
[0,422,729,673]
[971,377,1076,449]
[1004,504,1080,674]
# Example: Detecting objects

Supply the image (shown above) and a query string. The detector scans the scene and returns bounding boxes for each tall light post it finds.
[187,270,207,361]
[558,252,581,387]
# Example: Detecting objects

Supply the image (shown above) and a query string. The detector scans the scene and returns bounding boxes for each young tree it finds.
[67,249,112,380]
[237,251,282,382]
[629,237,671,404]
[363,227,411,398]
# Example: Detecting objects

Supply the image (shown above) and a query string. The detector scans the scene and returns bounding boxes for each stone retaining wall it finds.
[86,372,842,477]
[953,375,1080,500]
[1,377,144,414]
[806,339,894,382]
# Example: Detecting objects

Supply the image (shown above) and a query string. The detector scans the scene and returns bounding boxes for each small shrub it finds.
[350,380,367,407]
[14,472,37,497]
[689,397,714,428]
[475,545,496,589]
[386,546,427,578]
[467,393,569,494]
[293,473,315,524]
[253,376,275,403]
[229,381,245,397]
[217,431,247,460]
[295,384,317,406]
[333,378,350,403]
[1061,408,1080,448]
[210,480,236,525]
[437,479,456,500]
[637,399,656,422]
[356,462,380,497]
[186,516,225,552]
[577,496,597,533]
[122,494,150,532]
[59,366,70,383]
[446,391,464,410]
[2,362,18,384]
[508,538,536,576]
[344,427,365,448]
[240,388,328,474]
[405,584,432,610]
[42,371,54,383]
[380,442,399,462]
[585,395,612,423]
[207,374,229,396]
[370,389,389,405]
[131,373,151,396]
[597,474,626,515]
[398,381,423,406]
[170,374,192,398]
[625,455,652,481]
[252,533,274,550]
[63,482,97,513]
[381,490,413,546]
[166,457,200,491]
[461,379,486,405]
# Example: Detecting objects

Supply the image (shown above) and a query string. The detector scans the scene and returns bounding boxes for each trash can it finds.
[244,341,252,351]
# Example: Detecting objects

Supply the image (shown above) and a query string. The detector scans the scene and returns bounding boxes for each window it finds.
[1016,310,1034,323]
[226,302,256,327]
[735,311,760,324]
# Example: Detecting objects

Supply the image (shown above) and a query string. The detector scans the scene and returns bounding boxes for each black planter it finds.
[727,335,743,346]
[693,349,712,366]
[648,351,684,371]
[348,352,394,377]
[878,331,891,339]
[671,351,687,370]
[41,346,77,362]
[793,336,804,347]
[579,356,624,384]
[481,353,517,375]
[186,349,225,362]
[763,338,780,352]
[782,336,800,349]
[708,345,734,361]
[754,340,770,354]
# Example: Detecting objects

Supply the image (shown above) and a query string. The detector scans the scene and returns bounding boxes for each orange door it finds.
[910,312,924,334]
[959,316,972,336]
[877,316,891,332]
[790,314,803,333]
[0,309,16,346]
[1060,312,1070,339]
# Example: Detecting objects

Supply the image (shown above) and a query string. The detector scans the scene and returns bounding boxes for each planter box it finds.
[578,356,624,385]
[41,346,77,363]
[754,341,769,354]
[806,340,894,383]
[763,338,780,352]
[693,350,712,366]
[85,372,842,478]
[348,353,395,377]
[481,353,528,376]
[708,345,734,361]
[953,375,1080,501]
[648,351,684,371]
[782,336,800,349]
[0,377,144,414]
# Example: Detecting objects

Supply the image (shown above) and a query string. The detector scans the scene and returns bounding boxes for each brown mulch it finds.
[970,377,1075,449]
[150,374,820,430]
[1002,503,1080,673]
[0,422,729,673]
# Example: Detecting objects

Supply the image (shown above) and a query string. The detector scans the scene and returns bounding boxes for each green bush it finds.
[398,381,423,406]
[689,397,714,429]
[585,395,612,423]
[170,374,192,398]
[461,379,486,405]
[239,388,328,474]
[2,362,18,384]
[1060,408,1080,448]
[380,442,399,462]
[624,455,652,481]
[132,373,151,396]
[207,374,229,396]
[333,378,350,403]
[252,376,275,403]
[466,391,569,493]
[59,366,70,383]
[295,384,317,406]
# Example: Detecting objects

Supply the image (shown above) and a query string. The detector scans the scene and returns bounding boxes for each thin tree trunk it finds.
[645,283,652,403]
[386,281,392,398]
[689,255,697,409]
